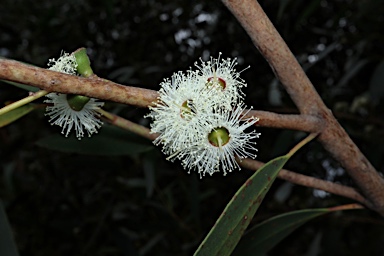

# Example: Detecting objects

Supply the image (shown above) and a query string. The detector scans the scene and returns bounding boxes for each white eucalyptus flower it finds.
[45,52,104,139]
[147,55,260,178]
[45,94,104,139]
[194,53,248,109]
[179,104,260,177]
[47,52,78,75]
[146,71,220,155]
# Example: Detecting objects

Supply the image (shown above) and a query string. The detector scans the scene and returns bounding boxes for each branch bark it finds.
[239,158,372,209]
[221,0,384,215]
[99,109,372,209]
[0,59,370,209]
[0,59,158,108]
[0,59,322,134]
[246,110,323,133]
[102,111,372,209]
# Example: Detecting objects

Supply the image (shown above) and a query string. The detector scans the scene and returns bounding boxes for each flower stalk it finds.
[0,90,48,116]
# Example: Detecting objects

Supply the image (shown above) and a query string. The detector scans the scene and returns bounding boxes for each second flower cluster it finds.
[146,54,260,178]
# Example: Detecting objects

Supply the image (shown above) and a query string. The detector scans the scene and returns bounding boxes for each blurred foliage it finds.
[1,0,384,255]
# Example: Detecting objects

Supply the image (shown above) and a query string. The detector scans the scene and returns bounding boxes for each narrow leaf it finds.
[0,104,35,128]
[233,204,363,255]
[232,208,329,255]
[194,134,317,256]
[194,155,289,256]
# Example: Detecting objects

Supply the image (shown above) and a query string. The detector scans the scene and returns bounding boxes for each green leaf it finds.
[194,134,317,256]
[193,155,290,256]
[0,104,35,128]
[36,125,154,156]
[0,200,20,256]
[232,208,329,256]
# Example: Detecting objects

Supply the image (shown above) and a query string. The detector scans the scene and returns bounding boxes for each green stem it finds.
[0,90,48,116]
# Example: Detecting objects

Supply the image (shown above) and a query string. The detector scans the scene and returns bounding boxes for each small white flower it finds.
[47,52,78,75]
[45,94,104,139]
[194,52,248,109]
[45,52,104,139]
[179,104,260,177]
[147,71,220,155]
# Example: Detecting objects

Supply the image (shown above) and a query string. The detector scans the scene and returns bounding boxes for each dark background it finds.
[1,0,384,255]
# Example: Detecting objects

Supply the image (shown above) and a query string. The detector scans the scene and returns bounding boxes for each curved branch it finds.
[0,59,158,108]
[239,158,373,209]
[222,0,384,215]
[1,59,322,134]
[99,108,370,207]
[100,110,372,208]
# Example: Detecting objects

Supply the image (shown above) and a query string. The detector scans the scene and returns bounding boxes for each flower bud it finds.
[74,48,93,77]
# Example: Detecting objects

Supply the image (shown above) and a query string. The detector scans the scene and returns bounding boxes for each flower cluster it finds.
[44,52,104,139]
[147,54,260,177]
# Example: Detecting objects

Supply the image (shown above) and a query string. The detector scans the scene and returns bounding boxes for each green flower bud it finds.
[74,48,93,77]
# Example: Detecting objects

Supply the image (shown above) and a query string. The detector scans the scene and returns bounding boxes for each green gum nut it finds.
[74,48,93,77]
[208,127,230,147]
[66,95,90,111]
[206,77,226,90]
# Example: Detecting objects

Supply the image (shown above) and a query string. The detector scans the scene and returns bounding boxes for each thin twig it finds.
[328,203,364,212]
[239,158,373,209]
[98,109,371,208]
[97,109,158,141]
[0,90,48,115]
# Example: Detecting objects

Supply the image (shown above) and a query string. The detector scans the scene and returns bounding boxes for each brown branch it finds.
[100,109,371,208]
[97,109,158,141]
[1,58,323,135]
[0,59,158,108]
[222,0,384,215]
[101,111,372,208]
[246,110,323,133]
[239,158,373,209]
[0,56,380,212]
